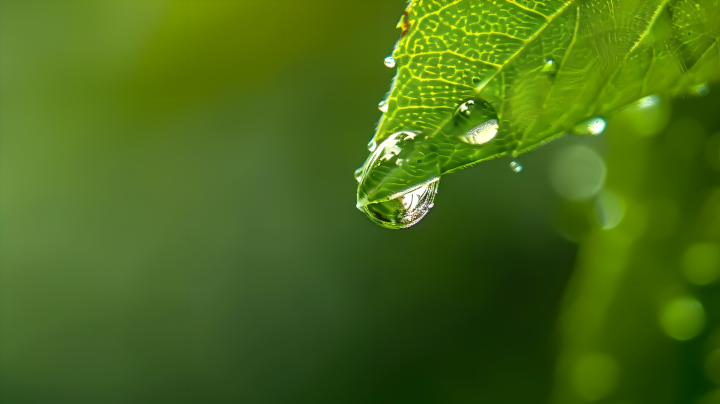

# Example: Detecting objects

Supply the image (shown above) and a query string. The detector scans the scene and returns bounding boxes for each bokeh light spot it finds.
[705,349,720,384]
[659,297,706,341]
[594,190,625,230]
[681,242,720,286]
[551,145,606,201]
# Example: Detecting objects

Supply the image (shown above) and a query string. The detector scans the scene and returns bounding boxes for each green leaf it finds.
[356,0,720,229]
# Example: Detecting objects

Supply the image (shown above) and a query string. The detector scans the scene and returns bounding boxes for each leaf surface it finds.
[356,0,720,228]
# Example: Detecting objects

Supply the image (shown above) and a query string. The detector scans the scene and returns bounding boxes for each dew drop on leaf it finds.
[572,116,607,136]
[367,140,377,152]
[541,57,558,73]
[354,167,363,182]
[384,54,396,68]
[359,178,440,229]
[510,161,523,173]
[453,98,499,146]
[378,100,389,113]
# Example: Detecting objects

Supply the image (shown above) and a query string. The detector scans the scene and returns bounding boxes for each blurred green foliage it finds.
[0,1,719,404]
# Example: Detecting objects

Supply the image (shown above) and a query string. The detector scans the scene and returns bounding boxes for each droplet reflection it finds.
[360,178,439,229]
[378,100,389,113]
[637,94,661,109]
[458,99,475,115]
[459,119,498,145]
[510,161,523,173]
[572,116,607,136]
[384,55,396,68]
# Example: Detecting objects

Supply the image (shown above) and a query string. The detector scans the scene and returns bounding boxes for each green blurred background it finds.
[1,1,719,403]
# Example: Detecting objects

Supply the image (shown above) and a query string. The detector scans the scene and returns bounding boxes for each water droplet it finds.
[360,178,440,229]
[354,167,363,182]
[510,161,523,173]
[384,54,396,68]
[541,57,557,73]
[659,296,706,341]
[572,116,607,136]
[452,98,499,145]
[367,140,377,152]
[692,81,710,97]
[378,100,389,113]
[459,119,499,145]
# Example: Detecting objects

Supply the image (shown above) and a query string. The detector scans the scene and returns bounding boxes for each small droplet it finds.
[367,140,377,152]
[384,54,396,68]
[354,167,363,182]
[510,161,523,173]
[459,119,498,145]
[572,116,607,136]
[378,100,389,113]
[541,57,557,73]
[692,81,710,97]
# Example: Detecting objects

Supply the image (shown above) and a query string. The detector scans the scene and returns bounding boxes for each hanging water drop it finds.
[358,178,440,229]
[378,100,389,113]
[510,161,523,173]
[572,116,607,136]
[541,57,558,73]
[384,54,396,68]
[367,140,377,152]
[692,81,710,97]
